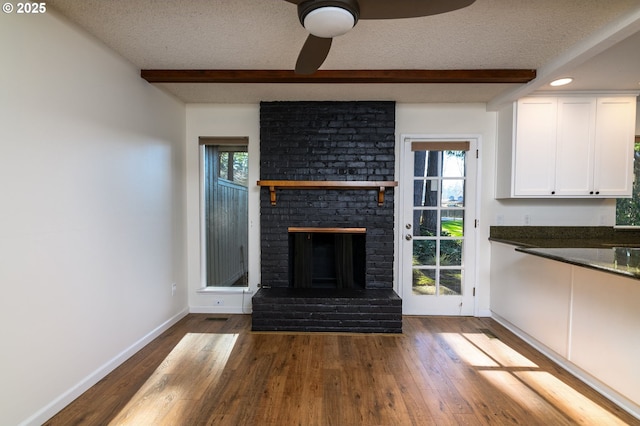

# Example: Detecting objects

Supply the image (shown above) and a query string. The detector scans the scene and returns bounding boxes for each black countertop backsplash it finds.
[489,226,640,248]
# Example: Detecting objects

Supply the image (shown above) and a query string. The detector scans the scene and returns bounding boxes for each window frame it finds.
[198,137,250,289]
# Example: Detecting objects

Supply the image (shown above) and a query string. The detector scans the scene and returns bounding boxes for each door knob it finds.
[405,234,413,241]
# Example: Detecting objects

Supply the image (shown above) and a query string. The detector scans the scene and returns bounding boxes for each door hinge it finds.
[473,287,476,296]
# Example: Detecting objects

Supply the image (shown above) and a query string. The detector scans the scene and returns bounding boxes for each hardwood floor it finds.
[45,315,638,425]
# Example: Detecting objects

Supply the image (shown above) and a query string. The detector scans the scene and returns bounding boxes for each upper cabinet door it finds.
[554,97,597,196]
[513,98,558,196]
[593,97,637,196]
[500,94,638,199]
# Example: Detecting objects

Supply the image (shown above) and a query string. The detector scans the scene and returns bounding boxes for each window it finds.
[217,149,248,186]
[201,139,249,287]
[616,137,640,226]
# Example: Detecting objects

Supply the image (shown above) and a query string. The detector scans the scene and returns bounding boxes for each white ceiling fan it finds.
[284,0,477,74]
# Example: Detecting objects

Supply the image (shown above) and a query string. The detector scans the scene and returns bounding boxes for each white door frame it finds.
[397,134,482,316]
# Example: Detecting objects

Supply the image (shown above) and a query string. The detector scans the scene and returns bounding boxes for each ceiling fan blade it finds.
[359,0,476,20]
[295,35,333,74]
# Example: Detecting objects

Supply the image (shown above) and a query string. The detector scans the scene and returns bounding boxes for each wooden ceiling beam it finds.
[140,69,536,84]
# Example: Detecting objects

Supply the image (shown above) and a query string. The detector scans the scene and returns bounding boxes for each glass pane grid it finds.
[411,148,466,297]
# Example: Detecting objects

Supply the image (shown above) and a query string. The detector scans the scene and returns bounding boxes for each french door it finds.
[400,136,478,315]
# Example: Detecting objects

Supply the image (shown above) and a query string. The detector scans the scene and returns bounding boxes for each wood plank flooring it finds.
[45,315,638,425]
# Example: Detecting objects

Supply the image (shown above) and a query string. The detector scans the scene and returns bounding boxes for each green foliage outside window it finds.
[616,141,640,226]
[218,150,248,186]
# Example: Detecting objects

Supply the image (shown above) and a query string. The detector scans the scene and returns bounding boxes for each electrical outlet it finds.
[214,299,224,306]
[171,283,176,296]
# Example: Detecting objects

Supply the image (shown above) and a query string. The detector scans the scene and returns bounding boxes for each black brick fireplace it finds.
[252,101,402,333]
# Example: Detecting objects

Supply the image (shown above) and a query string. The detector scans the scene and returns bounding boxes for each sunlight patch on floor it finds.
[438,333,500,367]
[108,333,238,426]
[514,371,630,426]
[440,331,630,425]
[479,370,554,413]
[462,332,539,368]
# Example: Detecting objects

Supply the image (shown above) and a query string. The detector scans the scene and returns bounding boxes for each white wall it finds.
[186,105,260,313]
[183,103,617,318]
[0,11,187,426]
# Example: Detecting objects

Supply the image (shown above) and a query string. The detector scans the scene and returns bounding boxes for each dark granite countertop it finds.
[515,247,640,279]
[490,226,640,280]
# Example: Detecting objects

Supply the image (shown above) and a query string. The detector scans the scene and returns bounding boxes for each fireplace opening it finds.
[288,228,366,289]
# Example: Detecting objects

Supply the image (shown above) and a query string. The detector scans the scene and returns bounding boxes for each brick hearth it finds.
[252,288,402,333]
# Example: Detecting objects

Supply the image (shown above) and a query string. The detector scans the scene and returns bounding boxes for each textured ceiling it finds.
[46,0,640,105]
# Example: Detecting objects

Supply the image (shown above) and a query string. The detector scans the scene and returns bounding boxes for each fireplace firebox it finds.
[289,228,366,289]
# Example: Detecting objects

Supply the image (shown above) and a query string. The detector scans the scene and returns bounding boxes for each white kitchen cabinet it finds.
[593,97,637,196]
[512,97,558,196]
[489,243,572,356]
[554,97,597,196]
[496,94,637,198]
[570,266,640,409]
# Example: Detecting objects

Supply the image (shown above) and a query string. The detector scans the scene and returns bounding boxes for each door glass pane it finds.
[441,209,464,237]
[442,179,465,207]
[440,240,462,266]
[414,151,441,177]
[443,151,465,177]
[413,269,436,295]
[414,180,438,207]
[414,210,438,236]
[440,270,462,295]
[413,240,436,265]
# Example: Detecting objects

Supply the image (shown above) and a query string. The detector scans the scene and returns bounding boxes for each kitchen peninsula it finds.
[490,226,640,419]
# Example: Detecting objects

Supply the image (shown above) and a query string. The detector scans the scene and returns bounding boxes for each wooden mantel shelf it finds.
[257,180,398,206]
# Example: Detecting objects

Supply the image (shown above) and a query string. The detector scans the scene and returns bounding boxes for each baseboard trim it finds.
[21,308,189,426]
[491,312,640,420]
[189,305,252,314]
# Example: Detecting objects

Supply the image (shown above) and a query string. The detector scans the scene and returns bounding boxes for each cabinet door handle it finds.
[590,191,594,195]
[551,191,556,195]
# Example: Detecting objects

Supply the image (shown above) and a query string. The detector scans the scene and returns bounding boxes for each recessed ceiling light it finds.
[550,77,574,87]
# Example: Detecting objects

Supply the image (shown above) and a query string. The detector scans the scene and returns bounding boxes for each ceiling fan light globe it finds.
[303,6,355,38]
